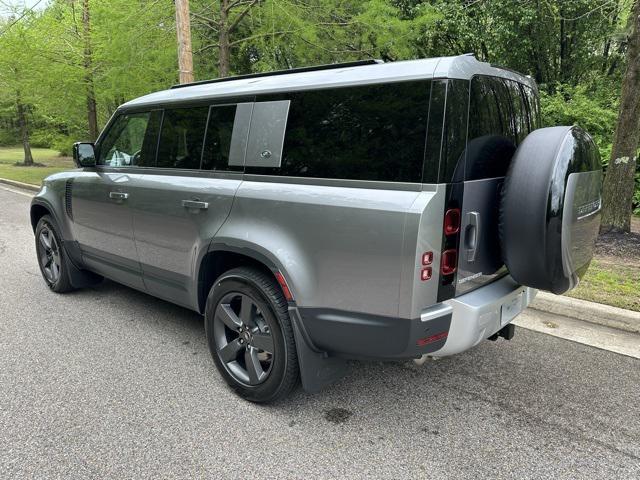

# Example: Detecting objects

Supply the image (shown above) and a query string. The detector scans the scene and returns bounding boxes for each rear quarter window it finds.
[259,81,430,183]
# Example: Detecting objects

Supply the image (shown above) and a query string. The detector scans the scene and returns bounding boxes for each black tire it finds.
[35,215,75,293]
[500,126,602,294]
[204,266,299,403]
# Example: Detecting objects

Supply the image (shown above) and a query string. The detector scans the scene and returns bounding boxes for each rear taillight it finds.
[421,267,432,281]
[440,249,458,275]
[444,208,461,235]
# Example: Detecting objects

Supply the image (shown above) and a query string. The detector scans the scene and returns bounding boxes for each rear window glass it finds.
[466,76,537,180]
[273,81,430,182]
[157,107,209,170]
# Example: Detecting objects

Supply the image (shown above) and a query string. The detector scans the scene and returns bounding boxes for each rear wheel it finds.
[205,267,299,403]
[35,215,74,293]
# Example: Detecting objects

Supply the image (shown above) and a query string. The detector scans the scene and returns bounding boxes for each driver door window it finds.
[98,111,160,167]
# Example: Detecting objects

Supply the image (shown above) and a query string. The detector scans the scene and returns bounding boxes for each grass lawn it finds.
[0,146,74,185]
[566,259,640,312]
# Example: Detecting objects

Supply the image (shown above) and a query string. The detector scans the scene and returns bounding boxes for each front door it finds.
[71,111,160,290]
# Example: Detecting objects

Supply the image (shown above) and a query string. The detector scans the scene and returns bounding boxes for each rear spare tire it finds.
[500,126,602,294]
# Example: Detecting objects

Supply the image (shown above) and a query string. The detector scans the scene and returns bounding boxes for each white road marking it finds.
[515,308,640,359]
[0,185,35,198]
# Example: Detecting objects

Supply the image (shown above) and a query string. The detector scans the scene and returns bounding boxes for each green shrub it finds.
[51,135,74,156]
[0,129,18,146]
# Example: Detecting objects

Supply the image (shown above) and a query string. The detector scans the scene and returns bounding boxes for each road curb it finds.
[530,291,640,334]
[0,177,40,192]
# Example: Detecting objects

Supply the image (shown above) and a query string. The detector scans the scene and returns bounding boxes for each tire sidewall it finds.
[205,272,289,402]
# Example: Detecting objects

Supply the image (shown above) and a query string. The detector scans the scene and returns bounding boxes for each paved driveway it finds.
[0,186,638,479]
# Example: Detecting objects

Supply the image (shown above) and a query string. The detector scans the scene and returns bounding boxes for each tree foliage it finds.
[0,0,638,213]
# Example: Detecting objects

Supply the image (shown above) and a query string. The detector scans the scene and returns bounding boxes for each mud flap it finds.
[289,307,348,393]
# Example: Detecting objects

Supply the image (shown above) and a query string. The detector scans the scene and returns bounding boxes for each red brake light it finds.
[420,267,432,281]
[444,208,461,236]
[440,249,458,275]
[422,251,433,265]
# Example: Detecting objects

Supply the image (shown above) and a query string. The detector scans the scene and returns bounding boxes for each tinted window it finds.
[466,77,519,180]
[157,107,209,169]
[202,105,238,171]
[440,79,469,183]
[98,111,160,167]
[275,81,430,182]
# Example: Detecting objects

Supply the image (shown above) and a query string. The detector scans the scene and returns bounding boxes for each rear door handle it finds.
[109,191,129,201]
[464,211,480,263]
[182,199,209,210]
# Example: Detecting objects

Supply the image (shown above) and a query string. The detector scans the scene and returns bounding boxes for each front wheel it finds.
[204,267,299,403]
[35,215,75,293]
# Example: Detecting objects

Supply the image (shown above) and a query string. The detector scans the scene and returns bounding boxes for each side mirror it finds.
[72,142,96,168]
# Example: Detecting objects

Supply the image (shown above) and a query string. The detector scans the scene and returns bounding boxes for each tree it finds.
[601,0,640,232]
[82,0,99,140]
[0,14,39,165]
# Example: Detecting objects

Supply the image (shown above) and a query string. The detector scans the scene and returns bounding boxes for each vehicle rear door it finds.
[126,100,256,309]
[456,76,536,295]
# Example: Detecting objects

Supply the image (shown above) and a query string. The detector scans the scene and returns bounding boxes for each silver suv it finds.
[30,56,602,402]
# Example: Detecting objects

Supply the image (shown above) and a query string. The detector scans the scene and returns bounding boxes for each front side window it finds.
[157,107,209,169]
[273,81,430,183]
[98,112,159,167]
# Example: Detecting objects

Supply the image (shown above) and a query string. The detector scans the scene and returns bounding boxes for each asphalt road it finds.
[1,185,639,480]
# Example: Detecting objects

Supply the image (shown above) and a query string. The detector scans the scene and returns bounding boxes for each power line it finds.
[0,0,45,37]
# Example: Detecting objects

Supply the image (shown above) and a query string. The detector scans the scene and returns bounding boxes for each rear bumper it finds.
[294,275,534,361]
[433,275,536,356]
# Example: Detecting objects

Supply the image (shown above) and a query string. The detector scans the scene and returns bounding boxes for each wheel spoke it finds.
[216,303,241,330]
[251,332,274,353]
[51,261,60,280]
[40,232,51,250]
[244,347,264,385]
[219,338,244,363]
[239,294,255,326]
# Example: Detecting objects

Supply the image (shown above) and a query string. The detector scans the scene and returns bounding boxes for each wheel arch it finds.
[197,244,293,314]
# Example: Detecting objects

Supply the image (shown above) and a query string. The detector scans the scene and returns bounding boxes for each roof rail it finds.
[170,60,384,89]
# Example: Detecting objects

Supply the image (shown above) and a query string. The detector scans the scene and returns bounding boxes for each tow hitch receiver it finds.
[488,324,516,341]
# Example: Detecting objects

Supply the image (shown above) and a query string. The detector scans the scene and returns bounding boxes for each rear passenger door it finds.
[456,77,535,295]
[126,101,252,308]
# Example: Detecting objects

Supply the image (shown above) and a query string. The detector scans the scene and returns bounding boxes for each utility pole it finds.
[175,0,194,84]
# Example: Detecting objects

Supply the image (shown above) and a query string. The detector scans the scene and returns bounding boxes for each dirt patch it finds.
[324,407,352,424]
[594,216,640,267]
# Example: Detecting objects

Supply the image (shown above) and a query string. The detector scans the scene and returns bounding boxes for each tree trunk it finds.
[175,0,194,84]
[218,0,231,78]
[601,0,640,233]
[16,91,34,166]
[82,0,98,141]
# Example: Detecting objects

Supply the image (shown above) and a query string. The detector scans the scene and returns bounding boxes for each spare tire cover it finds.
[500,126,602,294]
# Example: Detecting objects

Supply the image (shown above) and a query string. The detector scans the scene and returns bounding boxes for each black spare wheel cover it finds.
[500,126,602,294]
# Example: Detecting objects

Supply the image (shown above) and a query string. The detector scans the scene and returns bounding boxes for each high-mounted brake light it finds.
[444,208,461,236]
[440,249,458,276]
[274,271,293,301]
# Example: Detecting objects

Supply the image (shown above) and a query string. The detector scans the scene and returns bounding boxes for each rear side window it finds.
[202,105,238,171]
[274,81,430,182]
[157,107,209,169]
